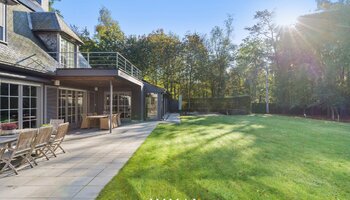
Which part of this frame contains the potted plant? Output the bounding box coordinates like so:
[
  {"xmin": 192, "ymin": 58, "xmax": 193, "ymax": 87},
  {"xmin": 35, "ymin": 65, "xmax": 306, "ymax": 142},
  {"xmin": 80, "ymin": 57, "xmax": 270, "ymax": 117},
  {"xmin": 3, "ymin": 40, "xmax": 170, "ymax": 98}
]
[{"xmin": 0, "ymin": 123, "xmax": 18, "ymax": 136}]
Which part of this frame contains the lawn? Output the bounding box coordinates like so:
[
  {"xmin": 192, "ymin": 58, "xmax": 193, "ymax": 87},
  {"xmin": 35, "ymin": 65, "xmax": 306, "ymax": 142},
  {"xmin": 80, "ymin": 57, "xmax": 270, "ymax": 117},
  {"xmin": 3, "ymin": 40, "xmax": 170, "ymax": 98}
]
[{"xmin": 97, "ymin": 115, "xmax": 350, "ymax": 200}]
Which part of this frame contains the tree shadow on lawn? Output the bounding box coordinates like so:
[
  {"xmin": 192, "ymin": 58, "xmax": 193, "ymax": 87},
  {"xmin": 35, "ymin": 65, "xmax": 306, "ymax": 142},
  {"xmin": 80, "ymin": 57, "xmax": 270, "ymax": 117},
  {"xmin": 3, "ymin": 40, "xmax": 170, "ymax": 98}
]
[
  {"xmin": 111, "ymin": 117, "xmax": 291, "ymax": 199},
  {"xmin": 101, "ymin": 115, "xmax": 350, "ymax": 199}
]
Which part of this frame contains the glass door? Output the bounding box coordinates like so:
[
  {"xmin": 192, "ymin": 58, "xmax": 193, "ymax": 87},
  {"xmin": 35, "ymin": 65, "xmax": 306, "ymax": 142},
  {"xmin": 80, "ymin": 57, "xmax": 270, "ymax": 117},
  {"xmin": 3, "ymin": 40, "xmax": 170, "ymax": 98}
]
[
  {"xmin": 0, "ymin": 82, "xmax": 40, "ymax": 129},
  {"xmin": 146, "ymin": 93, "xmax": 158, "ymax": 120},
  {"xmin": 105, "ymin": 92, "xmax": 132, "ymax": 120},
  {"xmin": 58, "ymin": 89, "xmax": 86, "ymax": 126}
]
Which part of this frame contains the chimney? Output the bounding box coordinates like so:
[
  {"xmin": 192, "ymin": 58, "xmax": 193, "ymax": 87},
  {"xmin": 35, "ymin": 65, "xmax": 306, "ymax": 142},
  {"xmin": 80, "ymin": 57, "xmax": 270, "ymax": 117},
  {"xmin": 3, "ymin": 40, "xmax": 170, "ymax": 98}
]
[{"xmin": 36, "ymin": 0, "xmax": 49, "ymax": 12}]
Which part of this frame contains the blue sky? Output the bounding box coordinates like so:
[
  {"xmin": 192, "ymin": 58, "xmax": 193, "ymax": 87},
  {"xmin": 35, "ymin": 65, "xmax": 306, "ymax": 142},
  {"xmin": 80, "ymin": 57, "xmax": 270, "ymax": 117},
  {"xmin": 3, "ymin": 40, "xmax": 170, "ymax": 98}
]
[{"xmin": 55, "ymin": 0, "xmax": 317, "ymax": 44}]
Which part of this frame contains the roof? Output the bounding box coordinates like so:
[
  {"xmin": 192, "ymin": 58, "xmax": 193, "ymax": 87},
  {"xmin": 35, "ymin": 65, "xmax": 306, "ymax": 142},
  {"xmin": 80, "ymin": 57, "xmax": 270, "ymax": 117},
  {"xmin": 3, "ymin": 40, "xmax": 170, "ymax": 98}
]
[
  {"xmin": 18, "ymin": 0, "xmax": 43, "ymax": 11},
  {"xmin": 0, "ymin": 0, "xmax": 19, "ymax": 5},
  {"xmin": 30, "ymin": 12, "xmax": 83, "ymax": 44},
  {"xmin": 143, "ymin": 81, "xmax": 167, "ymax": 94}
]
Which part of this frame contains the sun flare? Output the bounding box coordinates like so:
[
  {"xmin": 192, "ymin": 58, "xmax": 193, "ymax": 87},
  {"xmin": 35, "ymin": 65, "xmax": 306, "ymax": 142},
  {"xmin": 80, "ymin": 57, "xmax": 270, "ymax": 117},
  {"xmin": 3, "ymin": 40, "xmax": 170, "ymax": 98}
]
[{"xmin": 276, "ymin": 11, "xmax": 299, "ymax": 26}]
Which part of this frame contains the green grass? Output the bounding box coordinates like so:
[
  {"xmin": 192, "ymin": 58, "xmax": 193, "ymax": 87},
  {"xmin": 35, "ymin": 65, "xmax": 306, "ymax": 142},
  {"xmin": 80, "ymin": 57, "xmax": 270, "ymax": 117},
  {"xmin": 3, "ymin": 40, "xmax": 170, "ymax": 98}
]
[{"xmin": 97, "ymin": 115, "xmax": 350, "ymax": 200}]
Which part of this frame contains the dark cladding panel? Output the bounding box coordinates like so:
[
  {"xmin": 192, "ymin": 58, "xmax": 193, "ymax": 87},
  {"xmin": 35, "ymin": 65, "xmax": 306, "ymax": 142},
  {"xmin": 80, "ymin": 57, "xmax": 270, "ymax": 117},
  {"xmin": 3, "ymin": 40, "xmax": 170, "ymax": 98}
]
[
  {"xmin": 45, "ymin": 86, "xmax": 58, "ymax": 123},
  {"xmin": 88, "ymin": 91, "xmax": 96, "ymax": 114}
]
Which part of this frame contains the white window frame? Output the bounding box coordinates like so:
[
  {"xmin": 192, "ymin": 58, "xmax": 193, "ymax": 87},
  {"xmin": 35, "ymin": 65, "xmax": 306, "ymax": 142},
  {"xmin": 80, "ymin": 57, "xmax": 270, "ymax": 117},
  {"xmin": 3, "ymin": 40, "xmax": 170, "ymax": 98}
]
[
  {"xmin": 57, "ymin": 87, "xmax": 87, "ymax": 125},
  {"xmin": 59, "ymin": 36, "xmax": 76, "ymax": 68},
  {"xmin": 104, "ymin": 91, "xmax": 132, "ymax": 120},
  {"xmin": 0, "ymin": 2, "xmax": 7, "ymax": 43},
  {"xmin": 0, "ymin": 78, "xmax": 43, "ymax": 129}
]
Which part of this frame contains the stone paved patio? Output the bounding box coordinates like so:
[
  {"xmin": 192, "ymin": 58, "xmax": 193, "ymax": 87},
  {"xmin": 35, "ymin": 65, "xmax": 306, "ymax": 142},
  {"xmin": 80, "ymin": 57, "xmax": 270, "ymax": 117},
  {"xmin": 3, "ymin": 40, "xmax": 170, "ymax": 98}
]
[{"xmin": 0, "ymin": 121, "xmax": 159, "ymax": 200}]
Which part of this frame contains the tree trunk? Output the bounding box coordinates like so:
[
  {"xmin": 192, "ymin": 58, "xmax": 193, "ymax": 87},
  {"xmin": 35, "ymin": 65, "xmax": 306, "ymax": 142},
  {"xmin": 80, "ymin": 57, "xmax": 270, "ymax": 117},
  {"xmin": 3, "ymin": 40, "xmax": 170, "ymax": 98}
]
[{"xmin": 265, "ymin": 66, "xmax": 270, "ymax": 114}]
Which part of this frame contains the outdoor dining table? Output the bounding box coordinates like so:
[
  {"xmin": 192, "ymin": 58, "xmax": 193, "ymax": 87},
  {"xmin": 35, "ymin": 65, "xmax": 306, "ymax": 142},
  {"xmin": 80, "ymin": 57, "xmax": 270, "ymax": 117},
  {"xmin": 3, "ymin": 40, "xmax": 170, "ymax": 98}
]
[
  {"xmin": 86, "ymin": 115, "xmax": 108, "ymax": 128},
  {"xmin": 0, "ymin": 135, "xmax": 17, "ymax": 148}
]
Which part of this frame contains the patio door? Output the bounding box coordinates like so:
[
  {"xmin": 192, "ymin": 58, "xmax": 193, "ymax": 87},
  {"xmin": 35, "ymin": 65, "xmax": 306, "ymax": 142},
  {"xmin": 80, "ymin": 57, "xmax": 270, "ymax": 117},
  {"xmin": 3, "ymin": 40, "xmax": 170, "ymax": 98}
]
[
  {"xmin": 104, "ymin": 92, "xmax": 131, "ymax": 120},
  {"xmin": 0, "ymin": 80, "xmax": 42, "ymax": 129},
  {"xmin": 146, "ymin": 93, "xmax": 158, "ymax": 120},
  {"xmin": 58, "ymin": 89, "xmax": 86, "ymax": 127}
]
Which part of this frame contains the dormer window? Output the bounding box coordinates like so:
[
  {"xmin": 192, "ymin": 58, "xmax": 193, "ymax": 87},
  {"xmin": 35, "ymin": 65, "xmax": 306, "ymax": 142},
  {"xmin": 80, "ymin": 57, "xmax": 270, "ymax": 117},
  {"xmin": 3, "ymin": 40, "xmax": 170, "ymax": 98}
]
[{"xmin": 0, "ymin": 2, "xmax": 6, "ymax": 43}]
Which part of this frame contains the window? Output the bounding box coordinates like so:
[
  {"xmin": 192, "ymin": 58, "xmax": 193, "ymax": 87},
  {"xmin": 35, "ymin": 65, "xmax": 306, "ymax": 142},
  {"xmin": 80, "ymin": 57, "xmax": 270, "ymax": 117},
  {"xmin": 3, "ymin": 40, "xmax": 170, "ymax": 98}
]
[
  {"xmin": 1, "ymin": 83, "xmax": 19, "ymax": 126},
  {"xmin": 60, "ymin": 37, "xmax": 75, "ymax": 68},
  {"xmin": 58, "ymin": 89, "xmax": 85, "ymax": 124},
  {"xmin": 22, "ymin": 86, "xmax": 38, "ymax": 128},
  {"xmin": 0, "ymin": 3, "xmax": 6, "ymax": 42},
  {"xmin": 146, "ymin": 93, "xmax": 158, "ymax": 120},
  {"xmin": 105, "ymin": 92, "xmax": 132, "ymax": 120},
  {"xmin": 0, "ymin": 82, "xmax": 40, "ymax": 129}
]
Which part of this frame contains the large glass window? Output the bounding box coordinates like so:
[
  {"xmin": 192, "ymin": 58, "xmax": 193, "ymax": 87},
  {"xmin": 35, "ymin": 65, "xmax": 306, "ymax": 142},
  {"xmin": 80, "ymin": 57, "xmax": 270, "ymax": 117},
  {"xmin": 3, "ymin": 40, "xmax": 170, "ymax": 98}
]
[
  {"xmin": 0, "ymin": 82, "xmax": 40, "ymax": 129},
  {"xmin": 0, "ymin": 83, "xmax": 19, "ymax": 126},
  {"xmin": 146, "ymin": 93, "xmax": 158, "ymax": 120},
  {"xmin": 60, "ymin": 37, "xmax": 75, "ymax": 68},
  {"xmin": 105, "ymin": 92, "xmax": 132, "ymax": 120},
  {"xmin": 0, "ymin": 3, "xmax": 6, "ymax": 42},
  {"xmin": 22, "ymin": 86, "xmax": 38, "ymax": 129},
  {"xmin": 58, "ymin": 89, "xmax": 85, "ymax": 124}
]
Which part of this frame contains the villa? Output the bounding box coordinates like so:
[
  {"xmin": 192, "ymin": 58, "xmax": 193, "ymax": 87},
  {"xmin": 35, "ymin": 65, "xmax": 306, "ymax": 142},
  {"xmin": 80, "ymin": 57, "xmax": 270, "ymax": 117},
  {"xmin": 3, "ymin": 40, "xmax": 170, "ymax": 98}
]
[{"xmin": 0, "ymin": 0, "xmax": 169, "ymax": 131}]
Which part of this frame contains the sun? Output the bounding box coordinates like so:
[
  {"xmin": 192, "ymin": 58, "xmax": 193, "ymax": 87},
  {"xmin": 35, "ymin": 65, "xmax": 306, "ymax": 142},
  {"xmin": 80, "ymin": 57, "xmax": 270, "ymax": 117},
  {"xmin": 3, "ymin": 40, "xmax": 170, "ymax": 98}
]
[{"xmin": 275, "ymin": 11, "xmax": 299, "ymax": 27}]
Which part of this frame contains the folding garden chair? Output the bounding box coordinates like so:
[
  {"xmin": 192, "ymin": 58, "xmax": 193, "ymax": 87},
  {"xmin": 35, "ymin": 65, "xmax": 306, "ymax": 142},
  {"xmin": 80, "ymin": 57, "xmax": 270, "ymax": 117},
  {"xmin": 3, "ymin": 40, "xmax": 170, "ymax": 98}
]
[
  {"xmin": 0, "ymin": 129, "xmax": 37, "ymax": 175},
  {"xmin": 49, "ymin": 119, "xmax": 64, "ymax": 134},
  {"xmin": 46, "ymin": 122, "xmax": 69, "ymax": 157},
  {"xmin": 30, "ymin": 126, "xmax": 53, "ymax": 165},
  {"xmin": 80, "ymin": 114, "xmax": 90, "ymax": 129},
  {"xmin": 116, "ymin": 113, "xmax": 122, "ymax": 126}
]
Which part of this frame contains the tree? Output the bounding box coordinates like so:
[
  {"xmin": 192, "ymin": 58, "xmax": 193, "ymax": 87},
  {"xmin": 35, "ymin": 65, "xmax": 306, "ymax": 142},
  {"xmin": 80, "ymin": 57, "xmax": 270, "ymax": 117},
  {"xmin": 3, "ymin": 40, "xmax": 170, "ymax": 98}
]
[
  {"xmin": 316, "ymin": 0, "xmax": 350, "ymax": 10},
  {"xmin": 207, "ymin": 15, "xmax": 236, "ymax": 98},
  {"xmin": 48, "ymin": 0, "xmax": 62, "ymax": 17},
  {"xmin": 245, "ymin": 10, "xmax": 279, "ymax": 113},
  {"xmin": 71, "ymin": 25, "xmax": 97, "ymax": 52},
  {"xmin": 182, "ymin": 33, "xmax": 209, "ymax": 109},
  {"xmin": 235, "ymin": 37, "xmax": 268, "ymax": 102},
  {"xmin": 95, "ymin": 7, "xmax": 125, "ymax": 53}
]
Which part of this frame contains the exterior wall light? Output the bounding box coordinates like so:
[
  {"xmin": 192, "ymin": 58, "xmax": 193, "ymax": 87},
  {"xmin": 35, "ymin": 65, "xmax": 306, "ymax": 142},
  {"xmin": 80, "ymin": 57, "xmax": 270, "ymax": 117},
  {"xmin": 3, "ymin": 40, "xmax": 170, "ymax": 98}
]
[{"xmin": 54, "ymin": 80, "xmax": 60, "ymax": 86}]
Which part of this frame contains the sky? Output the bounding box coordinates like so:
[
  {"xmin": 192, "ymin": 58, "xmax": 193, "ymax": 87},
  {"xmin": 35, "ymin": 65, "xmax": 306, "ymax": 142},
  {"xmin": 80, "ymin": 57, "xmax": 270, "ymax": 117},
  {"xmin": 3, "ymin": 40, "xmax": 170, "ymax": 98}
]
[{"xmin": 55, "ymin": 0, "xmax": 318, "ymax": 44}]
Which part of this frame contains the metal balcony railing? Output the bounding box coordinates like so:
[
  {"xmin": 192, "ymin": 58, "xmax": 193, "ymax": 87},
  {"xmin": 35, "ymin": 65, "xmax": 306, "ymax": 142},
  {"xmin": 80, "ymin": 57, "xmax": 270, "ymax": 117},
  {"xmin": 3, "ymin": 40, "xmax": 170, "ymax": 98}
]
[{"xmin": 48, "ymin": 52, "xmax": 142, "ymax": 80}]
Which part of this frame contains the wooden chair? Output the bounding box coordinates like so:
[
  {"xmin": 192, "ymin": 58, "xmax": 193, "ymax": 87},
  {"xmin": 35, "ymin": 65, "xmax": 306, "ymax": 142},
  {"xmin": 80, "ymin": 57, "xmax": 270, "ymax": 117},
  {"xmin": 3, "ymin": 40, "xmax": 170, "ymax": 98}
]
[
  {"xmin": 0, "ymin": 129, "xmax": 37, "ymax": 175},
  {"xmin": 80, "ymin": 114, "xmax": 90, "ymax": 129},
  {"xmin": 46, "ymin": 122, "xmax": 69, "ymax": 157},
  {"xmin": 50, "ymin": 119, "xmax": 64, "ymax": 134},
  {"xmin": 115, "ymin": 113, "xmax": 122, "ymax": 126},
  {"xmin": 112, "ymin": 114, "xmax": 118, "ymax": 128},
  {"xmin": 0, "ymin": 146, "xmax": 6, "ymax": 172},
  {"xmin": 31, "ymin": 126, "xmax": 53, "ymax": 164},
  {"xmin": 99, "ymin": 117, "xmax": 109, "ymax": 130},
  {"xmin": 100, "ymin": 114, "xmax": 119, "ymax": 130}
]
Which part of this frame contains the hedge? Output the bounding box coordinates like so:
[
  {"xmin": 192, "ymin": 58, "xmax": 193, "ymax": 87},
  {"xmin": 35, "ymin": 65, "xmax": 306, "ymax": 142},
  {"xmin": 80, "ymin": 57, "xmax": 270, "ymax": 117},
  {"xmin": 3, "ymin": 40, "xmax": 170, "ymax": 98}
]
[{"xmin": 182, "ymin": 96, "xmax": 251, "ymax": 114}]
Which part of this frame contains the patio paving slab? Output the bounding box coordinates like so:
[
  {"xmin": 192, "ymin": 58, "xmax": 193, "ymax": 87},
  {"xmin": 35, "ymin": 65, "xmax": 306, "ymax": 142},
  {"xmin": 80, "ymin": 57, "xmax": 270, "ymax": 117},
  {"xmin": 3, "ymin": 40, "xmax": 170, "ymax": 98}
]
[
  {"xmin": 0, "ymin": 121, "xmax": 159, "ymax": 200},
  {"xmin": 164, "ymin": 113, "xmax": 181, "ymax": 124}
]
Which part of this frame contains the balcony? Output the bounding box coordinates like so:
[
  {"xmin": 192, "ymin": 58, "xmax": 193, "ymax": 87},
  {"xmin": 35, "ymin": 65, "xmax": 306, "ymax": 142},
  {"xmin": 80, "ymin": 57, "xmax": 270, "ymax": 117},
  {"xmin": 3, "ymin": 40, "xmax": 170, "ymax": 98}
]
[{"xmin": 48, "ymin": 52, "xmax": 142, "ymax": 80}]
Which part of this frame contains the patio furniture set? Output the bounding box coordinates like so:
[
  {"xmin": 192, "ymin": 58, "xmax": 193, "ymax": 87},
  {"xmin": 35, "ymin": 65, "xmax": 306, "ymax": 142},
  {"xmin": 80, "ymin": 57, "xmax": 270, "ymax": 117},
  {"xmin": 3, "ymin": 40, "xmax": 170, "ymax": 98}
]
[
  {"xmin": 80, "ymin": 113, "xmax": 122, "ymax": 130},
  {"xmin": 0, "ymin": 120, "xmax": 69, "ymax": 175}
]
